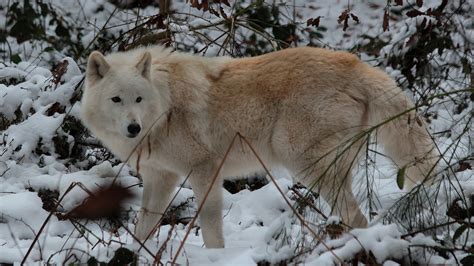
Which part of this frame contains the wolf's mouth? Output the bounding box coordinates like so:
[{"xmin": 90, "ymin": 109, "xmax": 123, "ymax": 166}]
[{"xmin": 127, "ymin": 133, "xmax": 139, "ymax": 138}]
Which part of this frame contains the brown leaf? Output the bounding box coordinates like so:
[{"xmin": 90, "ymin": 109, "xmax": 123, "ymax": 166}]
[
  {"xmin": 337, "ymin": 10, "xmax": 349, "ymax": 24},
  {"xmin": 307, "ymin": 16, "xmax": 321, "ymax": 27},
  {"xmin": 457, "ymin": 160, "xmax": 472, "ymax": 172},
  {"xmin": 51, "ymin": 60, "xmax": 69, "ymax": 86},
  {"xmin": 190, "ymin": 0, "xmax": 201, "ymax": 10},
  {"xmin": 436, "ymin": 0, "xmax": 448, "ymax": 13},
  {"xmin": 416, "ymin": 0, "xmax": 423, "ymax": 7},
  {"xmin": 156, "ymin": 14, "xmax": 166, "ymax": 29},
  {"xmin": 209, "ymin": 7, "xmax": 220, "ymax": 17},
  {"xmin": 383, "ymin": 10, "xmax": 389, "ymax": 31},
  {"xmin": 419, "ymin": 17, "xmax": 427, "ymax": 29},
  {"xmin": 405, "ymin": 34, "xmax": 418, "ymax": 48},
  {"xmin": 326, "ymin": 222, "xmax": 344, "ymax": 239},
  {"xmin": 220, "ymin": 0, "xmax": 230, "ymax": 7},
  {"xmin": 406, "ymin": 9, "xmax": 425, "ymax": 17},
  {"xmin": 352, "ymin": 251, "xmax": 378, "ymax": 265},
  {"xmin": 147, "ymin": 14, "xmax": 166, "ymax": 29},
  {"xmin": 337, "ymin": 10, "xmax": 350, "ymax": 31},
  {"xmin": 350, "ymin": 13, "xmax": 360, "ymax": 24},
  {"xmin": 46, "ymin": 102, "xmax": 64, "ymax": 116},
  {"xmin": 446, "ymin": 197, "xmax": 474, "ymax": 220},
  {"xmin": 394, "ymin": 0, "xmax": 403, "ymax": 6},
  {"xmin": 61, "ymin": 184, "xmax": 133, "ymax": 220},
  {"xmin": 428, "ymin": 7, "xmax": 443, "ymax": 18},
  {"xmin": 343, "ymin": 16, "xmax": 349, "ymax": 31},
  {"xmin": 313, "ymin": 16, "xmax": 321, "ymax": 27},
  {"xmin": 202, "ymin": 0, "xmax": 209, "ymax": 11},
  {"xmin": 426, "ymin": 8, "xmax": 434, "ymax": 17}
]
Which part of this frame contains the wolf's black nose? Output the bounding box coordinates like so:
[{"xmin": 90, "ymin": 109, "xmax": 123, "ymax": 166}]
[{"xmin": 127, "ymin": 123, "xmax": 141, "ymax": 137}]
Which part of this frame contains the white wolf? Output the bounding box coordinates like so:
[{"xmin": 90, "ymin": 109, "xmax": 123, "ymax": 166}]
[{"xmin": 80, "ymin": 46, "xmax": 438, "ymax": 248}]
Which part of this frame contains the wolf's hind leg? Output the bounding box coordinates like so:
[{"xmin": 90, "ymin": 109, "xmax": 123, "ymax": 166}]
[
  {"xmin": 315, "ymin": 174, "xmax": 367, "ymax": 228},
  {"xmin": 287, "ymin": 140, "xmax": 368, "ymax": 228},
  {"xmin": 298, "ymin": 171, "xmax": 367, "ymax": 228},
  {"xmin": 135, "ymin": 169, "xmax": 179, "ymax": 241}
]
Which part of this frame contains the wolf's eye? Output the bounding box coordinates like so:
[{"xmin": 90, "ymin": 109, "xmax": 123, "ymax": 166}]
[
  {"xmin": 136, "ymin": 97, "xmax": 142, "ymax": 103},
  {"xmin": 111, "ymin": 97, "xmax": 121, "ymax": 103}
]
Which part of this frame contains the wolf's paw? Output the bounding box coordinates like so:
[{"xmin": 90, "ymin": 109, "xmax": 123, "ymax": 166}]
[
  {"xmin": 134, "ymin": 209, "xmax": 161, "ymax": 241},
  {"xmin": 205, "ymin": 239, "xmax": 225, "ymax": 249},
  {"xmin": 202, "ymin": 234, "xmax": 225, "ymax": 249}
]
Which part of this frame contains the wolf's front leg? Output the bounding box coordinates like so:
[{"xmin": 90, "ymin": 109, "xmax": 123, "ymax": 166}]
[
  {"xmin": 189, "ymin": 172, "xmax": 224, "ymax": 248},
  {"xmin": 135, "ymin": 169, "xmax": 179, "ymax": 241}
]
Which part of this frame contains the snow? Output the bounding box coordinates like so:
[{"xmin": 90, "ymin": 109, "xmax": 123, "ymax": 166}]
[
  {"xmin": 308, "ymin": 224, "xmax": 409, "ymax": 264},
  {"xmin": 1, "ymin": 0, "xmax": 473, "ymax": 264}
]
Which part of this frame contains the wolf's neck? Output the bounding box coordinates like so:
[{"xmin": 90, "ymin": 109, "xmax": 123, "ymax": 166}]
[{"xmin": 161, "ymin": 57, "xmax": 230, "ymax": 114}]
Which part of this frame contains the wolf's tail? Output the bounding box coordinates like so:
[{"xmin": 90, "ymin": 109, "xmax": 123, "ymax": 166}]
[{"xmin": 363, "ymin": 78, "xmax": 438, "ymax": 189}]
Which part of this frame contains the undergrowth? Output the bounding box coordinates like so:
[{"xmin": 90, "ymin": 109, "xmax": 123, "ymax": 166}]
[{"xmin": 0, "ymin": 0, "xmax": 472, "ymax": 264}]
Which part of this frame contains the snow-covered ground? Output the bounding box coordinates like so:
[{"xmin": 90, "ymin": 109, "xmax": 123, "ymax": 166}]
[{"xmin": 0, "ymin": 0, "xmax": 473, "ymax": 264}]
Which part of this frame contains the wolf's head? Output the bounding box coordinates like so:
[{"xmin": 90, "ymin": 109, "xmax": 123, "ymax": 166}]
[{"xmin": 81, "ymin": 50, "xmax": 167, "ymax": 142}]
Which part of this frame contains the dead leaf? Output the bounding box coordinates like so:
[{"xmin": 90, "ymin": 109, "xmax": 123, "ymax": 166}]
[
  {"xmin": 394, "ymin": 0, "xmax": 403, "ymax": 6},
  {"xmin": 457, "ymin": 160, "xmax": 472, "ymax": 172},
  {"xmin": 220, "ymin": 0, "xmax": 230, "ymax": 7},
  {"xmin": 435, "ymin": 0, "xmax": 448, "ymax": 14},
  {"xmin": 46, "ymin": 102, "xmax": 64, "ymax": 116},
  {"xmin": 337, "ymin": 9, "xmax": 349, "ymax": 24},
  {"xmin": 343, "ymin": 16, "xmax": 349, "ymax": 31},
  {"xmin": 61, "ymin": 184, "xmax": 133, "ymax": 220},
  {"xmin": 446, "ymin": 196, "xmax": 474, "ymax": 220},
  {"xmin": 419, "ymin": 17, "xmax": 427, "ymax": 29},
  {"xmin": 326, "ymin": 222, "xmax": 344, "ymax": 239},
  {"xmin": 51, "ymin": 60, "xmax": 69, "ymax": 87},
  {"xmin": 307, "ymin": 16, "xmax": 321, "ymax": 27},
  {"xmin": 350, "ymin": 13, "xmax": 360, "ymax": 24},
  {"xmin": 209, "ymin": 7, "xmax": 220, "ymax": 17},
  {"xmin": 406, "ymin": 9, "xmax": 425, "ymax": 17},
  {"xmin": 202, "ymin": 0, "xmax": 209, "ymax": 11},
  {"xmin": 383, "ymin": 10, "xmax": 389, "ymax": 31},
  {"xmin": 405, "ymin": 34, "xmax": 418, "ymax": 48}
]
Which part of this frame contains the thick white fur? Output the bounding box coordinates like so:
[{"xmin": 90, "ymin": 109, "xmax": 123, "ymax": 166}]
[{"xmin": 81, "ymin": 46, "xmax": 438, "ymax": 248}]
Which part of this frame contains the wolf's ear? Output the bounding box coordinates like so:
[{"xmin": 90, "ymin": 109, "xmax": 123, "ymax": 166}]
[
  {"xmin": 87, "ymin": 51, "xmax": 110, "ymax": 85},
  {"xmin": 136, "ymin": 51, "xmax": 151, "ymax": 79}
]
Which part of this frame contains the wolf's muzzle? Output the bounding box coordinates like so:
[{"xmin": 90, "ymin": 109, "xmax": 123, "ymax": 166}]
[{"xmin": 127, "ymin": 123, "xmax": 141, "ymax": 138}]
